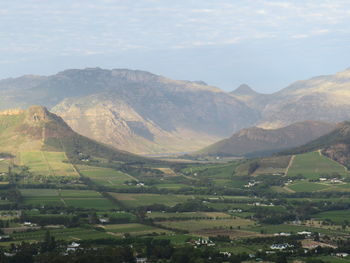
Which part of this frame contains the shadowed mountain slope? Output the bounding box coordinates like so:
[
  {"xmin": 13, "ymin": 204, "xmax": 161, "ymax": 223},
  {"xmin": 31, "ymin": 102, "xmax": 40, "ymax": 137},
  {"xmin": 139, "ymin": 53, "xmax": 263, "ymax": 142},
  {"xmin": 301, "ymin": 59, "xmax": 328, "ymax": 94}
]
[{"xmin": 196, "ymin": 121, "xmax": 336, "ymax": 157}]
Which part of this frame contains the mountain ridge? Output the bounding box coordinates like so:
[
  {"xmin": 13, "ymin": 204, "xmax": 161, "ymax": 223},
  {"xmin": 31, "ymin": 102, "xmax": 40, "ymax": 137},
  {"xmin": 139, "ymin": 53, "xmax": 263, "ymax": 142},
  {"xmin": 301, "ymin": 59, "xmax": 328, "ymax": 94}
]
[
  {"xmin": 2, "ymin": 67, "xmax": 350, "ymax": 154},
  {"xmin": 195, "ymin": 120, "xmax": 337, "ymax": 157}
]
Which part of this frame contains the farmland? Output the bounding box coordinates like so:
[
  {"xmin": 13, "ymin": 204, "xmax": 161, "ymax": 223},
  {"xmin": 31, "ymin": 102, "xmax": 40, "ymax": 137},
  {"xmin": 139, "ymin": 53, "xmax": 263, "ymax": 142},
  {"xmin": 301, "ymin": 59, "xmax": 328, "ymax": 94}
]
[
  {"xmin": 20, "ymin": 189, "xmax": 117, "ymax": 210},
  {"xmin": 0, "ymin": 158, "xmax": 8, "ymax": 173},
  {"xmin": 18, "ymin": 151, "xmax": 78, "ymax": 177},
  {"xmin": 103, "ymin": 223, "xmax": 171, "ymax": 236},
  {"xmin": 2, "ymin": 144, "xmax": 350, "ymax": 263},
  {"xmin": 108, "ymin": 193, "xmax": 193, "ymax": 208},
  {"xmin": 77, "ymin": 165, "xmax": 137, "ymax": 188},
  {"xmin": 287, "ymin": 151, "xmax": 348, "ymax": 179},
  {"xmin": 157, "ymin": 218, "xmax": 255, "ymax": 232}
]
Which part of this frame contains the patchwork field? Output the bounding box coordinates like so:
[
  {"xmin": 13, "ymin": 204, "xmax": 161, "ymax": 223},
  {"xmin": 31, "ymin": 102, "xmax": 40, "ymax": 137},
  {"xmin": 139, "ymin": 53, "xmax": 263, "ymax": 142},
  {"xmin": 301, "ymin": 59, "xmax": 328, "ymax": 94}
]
[
  {"xmin": 108, "ymin": 193, "xmax": 194, "ymax": 208},
  {"xmin": 77, "ymin": 165, "xmax": 137, "ymax": 188},
  {"xmin": 20, "ymin": 189, "xmax": 117, "ymax": 210},
  {"xmin": 287, "ymin": 151, "xmax": 348, "ymax": 179},
  {"xmin": 18, "ymin": 151, "xmax": 78, "ymax": 177}
]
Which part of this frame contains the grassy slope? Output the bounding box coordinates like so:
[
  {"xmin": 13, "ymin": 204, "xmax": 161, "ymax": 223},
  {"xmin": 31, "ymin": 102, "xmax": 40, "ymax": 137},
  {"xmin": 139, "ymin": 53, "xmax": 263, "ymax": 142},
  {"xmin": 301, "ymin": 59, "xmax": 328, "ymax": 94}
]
[{"xmin": 287, "ymin": 151, "xmax": 348, "ymax": 179}]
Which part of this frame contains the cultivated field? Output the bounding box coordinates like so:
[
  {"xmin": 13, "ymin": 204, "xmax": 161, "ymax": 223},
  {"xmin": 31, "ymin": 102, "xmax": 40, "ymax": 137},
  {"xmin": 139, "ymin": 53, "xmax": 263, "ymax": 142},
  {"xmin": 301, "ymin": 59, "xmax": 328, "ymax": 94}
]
[
  {"xmin": 10, "ymin": 227, "xmax": 111, "ymax": 242},
  {"xmin": 108, "ymin": 193, "xmax": 194, "ymax": 208},
  {"xmin": 103, "ymin": 223, "xmax": 171, "ymax": 236},
  {"xmin": 147, "ymin": 211, "xmax": 232, "ymax": 220},
  {"xmin": 18, "ymin": 151, "xmax": 78, "ymax": 177},
  {"xmin": 0, "ymin": 159, "xmax": 8, "ymax": 173},
  {"xmin": 158, "ymin": 218, "xmax": 255, "ymax": 232},
  {"xmin": 77, "ymin": 165, "xmax": 137, "ymax": 188},
  {"xmin": 20, "ymin": 189, "xmax": 117, "ymax": 210},
  {"xmin": 287, "ymin": 151, "xmax": 349, "ymax": 179}
]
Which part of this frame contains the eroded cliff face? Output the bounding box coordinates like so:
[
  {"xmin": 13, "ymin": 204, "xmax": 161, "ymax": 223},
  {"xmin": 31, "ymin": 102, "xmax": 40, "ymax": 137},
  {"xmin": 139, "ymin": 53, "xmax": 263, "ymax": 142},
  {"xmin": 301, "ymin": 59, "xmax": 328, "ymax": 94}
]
[{"xmin": 53, "ymin": 96, "xmax": 221, "ymax": 154}]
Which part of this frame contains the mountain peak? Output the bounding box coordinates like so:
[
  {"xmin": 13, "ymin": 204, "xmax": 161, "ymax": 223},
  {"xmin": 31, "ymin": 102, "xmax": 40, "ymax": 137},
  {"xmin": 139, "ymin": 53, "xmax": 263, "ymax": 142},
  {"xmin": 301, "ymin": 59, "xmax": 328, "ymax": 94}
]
[
  {"xmin": 231, "ymin": 84, "xmax": 257, "ymax": 95},
  {"xmin": 24, "ymin": 105, "xmax": 56, "ymax": 126}
]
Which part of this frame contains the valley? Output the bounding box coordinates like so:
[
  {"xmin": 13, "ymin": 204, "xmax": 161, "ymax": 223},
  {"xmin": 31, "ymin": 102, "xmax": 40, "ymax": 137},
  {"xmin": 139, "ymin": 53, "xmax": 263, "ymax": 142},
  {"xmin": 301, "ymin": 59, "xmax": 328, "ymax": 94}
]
[
  {"xmin": 2, "ymin": 72, "xmax": 350, "ymax": 262},
  {"xmin": 1, "ymin": 113, "xmax": 350, "ymax": 263}
]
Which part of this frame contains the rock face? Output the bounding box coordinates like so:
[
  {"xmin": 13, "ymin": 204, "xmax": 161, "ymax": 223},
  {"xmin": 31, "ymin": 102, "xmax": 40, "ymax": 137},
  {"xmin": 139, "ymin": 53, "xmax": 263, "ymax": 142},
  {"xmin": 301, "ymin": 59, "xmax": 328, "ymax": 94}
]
[
  {"xmin": 196, "ymin": 121, "xmax": 336, "ymax": 157},
  {"xmin": 2, "ymin": 67, "xmax": 350, "ymax": 154}
]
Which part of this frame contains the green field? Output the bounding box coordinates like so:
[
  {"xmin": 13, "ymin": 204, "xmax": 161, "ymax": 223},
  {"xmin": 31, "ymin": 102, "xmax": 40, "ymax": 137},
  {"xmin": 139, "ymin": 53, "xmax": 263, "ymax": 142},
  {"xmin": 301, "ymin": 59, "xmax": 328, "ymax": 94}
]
[
  {"xmin": 287, "ymin": 151, "xmax": 348, "ymax": 179},
  {"xmin": 0, "ymin": 159, "xmax": 8, "ymax": 173},
  {"xmin": 108, "ymin": 193, "xmax": 194, "ymax": 208},
  {"xmin": 10, "ymin": 227, "xmax": 112, "ymax": 242},
  {"xmin": 182, "ymin": 162, "xmax": 237, "ymax": 179},
  {"xmin": 158, "ymin": 218, "xmax": 254, "ymax": 232},
  {"xmin": 18, "ymin": 151, "xmax": 78, "ymax": 177},
  {"xmin": 20, "ymin": 189, "xmax": 117, "ymax": 210},
  {"xmin": 77, "ymin": 165, "xmax": 137, "ymax": 188},
  {"xmin": 288, "ymin": 181, "xmax": 330, "ymax": 192},
  {"xmin": 147, "ymin": 211, "xmax": 231, "ymax": 220},
  {"xmin": 313, "ymin": 209, "xmax": 350, "ymax": 224},
  {"xmin": 247, "ymin": 223, "xmax": 348, "ymax": 236},
  {"xmin": 103, "ymin": 223, "xmax": 171, "ymax": 236}
]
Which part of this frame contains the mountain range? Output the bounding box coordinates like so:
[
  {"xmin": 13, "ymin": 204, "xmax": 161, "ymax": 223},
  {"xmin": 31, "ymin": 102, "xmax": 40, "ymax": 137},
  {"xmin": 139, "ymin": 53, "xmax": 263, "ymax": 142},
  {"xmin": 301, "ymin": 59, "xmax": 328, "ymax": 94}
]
[{"xmin": 1, "ymin": 67, "xmax": 350, "ymax": 155}]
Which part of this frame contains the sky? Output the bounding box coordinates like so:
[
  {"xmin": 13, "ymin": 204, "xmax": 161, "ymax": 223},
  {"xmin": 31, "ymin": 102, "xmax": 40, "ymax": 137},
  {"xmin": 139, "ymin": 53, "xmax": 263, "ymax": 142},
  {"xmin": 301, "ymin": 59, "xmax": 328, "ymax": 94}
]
[{"xmin": 1, "ymin": 0, "xmax": 350, "ymax": 93}]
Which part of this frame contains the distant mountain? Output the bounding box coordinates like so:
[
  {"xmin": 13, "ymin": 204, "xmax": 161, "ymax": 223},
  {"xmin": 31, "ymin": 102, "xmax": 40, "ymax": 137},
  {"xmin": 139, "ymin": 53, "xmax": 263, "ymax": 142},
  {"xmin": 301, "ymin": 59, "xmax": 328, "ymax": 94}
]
[
  {"xmin": 257, "ymin": 68, "xmax": 350, "ymax": 128},
  {"xmin": 195, "ymin": 121, "xmax": 336, "ymax": 157},
  {"xmin": 283, "ymin": 121, "xmax": 350, "ymax": 167},
  {"xmin": 0, "ymin": 106, "xmax": 147, "ymax": 163},
  {"xmin": 0, "ymin": 68, "xmax": 259, "ymax": 154},
  {"xmin": 2, "ymin": 67, "xmax": 350, "ymax": 155}
]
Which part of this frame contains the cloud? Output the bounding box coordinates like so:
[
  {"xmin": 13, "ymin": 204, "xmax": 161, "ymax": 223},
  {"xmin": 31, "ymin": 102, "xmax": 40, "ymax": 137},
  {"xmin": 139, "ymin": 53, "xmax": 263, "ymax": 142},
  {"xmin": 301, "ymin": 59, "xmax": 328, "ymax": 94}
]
[{"xmin": 0, "ymin": 0, "xmax": 349, "ymax": 58}]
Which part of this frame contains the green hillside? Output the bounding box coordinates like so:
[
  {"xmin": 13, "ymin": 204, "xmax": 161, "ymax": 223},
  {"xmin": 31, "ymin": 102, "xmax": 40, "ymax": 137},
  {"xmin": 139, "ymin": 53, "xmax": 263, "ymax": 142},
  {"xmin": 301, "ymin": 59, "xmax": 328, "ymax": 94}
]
[
  {"xmin": 282, "ymin": 122, "xmax": 350, "ymax": 168},
  {"xmin": 287, "ymin": 151, "xmax": 348, "ymax": 179}
]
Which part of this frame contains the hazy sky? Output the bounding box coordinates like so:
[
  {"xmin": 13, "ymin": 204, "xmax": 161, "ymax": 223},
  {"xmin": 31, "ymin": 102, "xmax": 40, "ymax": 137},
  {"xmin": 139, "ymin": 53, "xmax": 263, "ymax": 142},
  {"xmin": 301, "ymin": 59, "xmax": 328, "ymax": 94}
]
[{"xmin": 1, "ymin": 0, "xmax": 350, "ymax": 93}]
